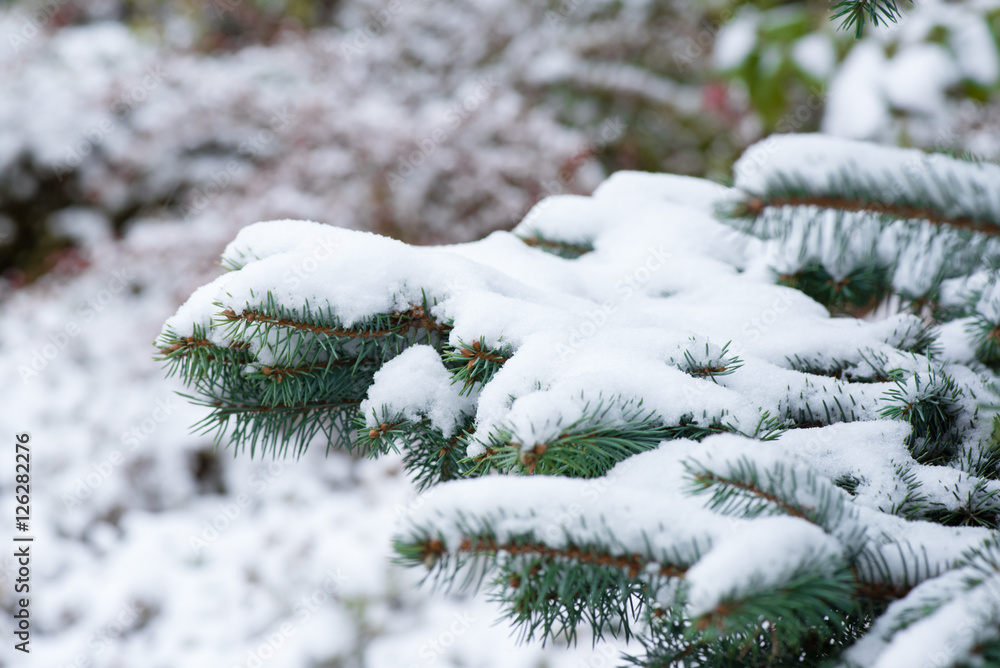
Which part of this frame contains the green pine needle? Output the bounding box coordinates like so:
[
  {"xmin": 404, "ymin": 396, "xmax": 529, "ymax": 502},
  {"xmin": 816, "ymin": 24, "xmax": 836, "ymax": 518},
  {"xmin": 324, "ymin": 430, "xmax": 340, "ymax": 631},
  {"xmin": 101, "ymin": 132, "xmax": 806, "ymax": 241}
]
[{"xmin": 831, "ymin": 0, "xmax": 904, "ymax": 39}]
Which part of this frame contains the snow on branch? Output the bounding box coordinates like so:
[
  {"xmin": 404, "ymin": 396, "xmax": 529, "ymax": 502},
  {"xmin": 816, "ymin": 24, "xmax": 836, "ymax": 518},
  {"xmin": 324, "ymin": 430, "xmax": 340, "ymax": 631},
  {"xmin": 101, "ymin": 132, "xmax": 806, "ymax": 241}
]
[
  {"xmin": 160, "ymin": 135, "xmax": 1000, "ymax": 666},
  {"xmin": 732, "ymin": 133, "xmax": 1000, "ymax": 233}
]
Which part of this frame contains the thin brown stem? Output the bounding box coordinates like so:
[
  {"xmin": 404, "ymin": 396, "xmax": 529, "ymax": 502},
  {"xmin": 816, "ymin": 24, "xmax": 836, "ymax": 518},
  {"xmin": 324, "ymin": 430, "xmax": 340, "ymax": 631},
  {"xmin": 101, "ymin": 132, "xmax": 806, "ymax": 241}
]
[
  {"xmin": 422, "ymin": 536, "xmax": 687, "ymax": 579},
  {"xmin": 753, "ymin": 194, "xmax": 999, "ymax": 235},
  {"xmin": 221, "ymin": 304, "xmax": 451, "ymax": 337}
]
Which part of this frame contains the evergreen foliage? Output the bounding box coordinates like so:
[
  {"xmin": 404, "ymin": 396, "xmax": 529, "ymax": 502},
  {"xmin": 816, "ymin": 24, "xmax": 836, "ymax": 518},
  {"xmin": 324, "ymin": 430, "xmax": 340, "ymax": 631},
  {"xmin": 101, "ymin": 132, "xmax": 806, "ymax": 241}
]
[
  {"xmin": 160, "ymin": 134, "xmax": 1000, "ymax": 666},
  {"xmin": 830, "ymin": 0, "xmax": 906, "ymax": 38}
]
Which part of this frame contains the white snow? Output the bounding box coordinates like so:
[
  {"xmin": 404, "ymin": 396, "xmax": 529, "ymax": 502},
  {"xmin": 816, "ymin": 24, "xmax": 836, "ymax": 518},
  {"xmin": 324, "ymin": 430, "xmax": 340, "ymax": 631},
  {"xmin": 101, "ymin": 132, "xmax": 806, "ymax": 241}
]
[
  {"xmin": 712, "ymin": 9, "xmax": 760, "ymax": 70},
  {"xmin": 166, "ymin": 167, "xmax": 976, "ymax": 466},
  {"xmin": 870, "ymin": 573, "xmax": 1000, "ymax": 668},
  {"xmin": 839, "ymin": 567, "xmax": 972, "ymax": 666},
  {"xmin": 401, "ymin": 446, "xmax": 737, "ymax": 568},
  {"xmin": 591, "ymin": 170, "xmax": 737, "ymax": 214},
  {"xmin": 734, "ymin": 133, "xmax": 1000, "ymax": 229},
  {"xmin": 685, "ymin": 516, "xmax": 845, "ymax": 617},
  {"xmin": 361, "ymin": 345, "xmax": 477, "ymax": 436},
  {"xmin": 822, "ymin": 42, "xmax": 890, "ymax": 140},
  {"xmin": 818, "ymin": 0, "xmax": 1000, "ymax": 149},
  {"xmin": 883, "ymin": 44, "xmax": 959, "ymax": 115},
  {"xmin": 792, "ymin": 33, "xmax": 836, "ymax": 80},
  {"xmin": 946, "ymin": 13, "xmax": 1000, "ymax": 85}
]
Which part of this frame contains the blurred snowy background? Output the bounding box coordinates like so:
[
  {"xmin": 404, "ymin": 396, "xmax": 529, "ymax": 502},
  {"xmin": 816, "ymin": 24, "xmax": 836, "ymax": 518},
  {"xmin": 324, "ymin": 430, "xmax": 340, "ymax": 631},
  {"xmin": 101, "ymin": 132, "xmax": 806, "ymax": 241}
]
[{"xmin": 1, "ymin": 0, "xmax": 999, "ymax": 666}]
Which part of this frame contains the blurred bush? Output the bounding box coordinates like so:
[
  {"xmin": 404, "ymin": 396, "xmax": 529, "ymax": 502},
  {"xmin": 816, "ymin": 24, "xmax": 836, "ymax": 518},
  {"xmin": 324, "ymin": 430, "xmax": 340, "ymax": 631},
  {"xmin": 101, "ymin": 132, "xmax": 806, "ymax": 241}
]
[
  {"xmin": 712, "ymin": 0, "xmax": 1000, "ymax": 150},
  {"xmin": 1, "ymin": 0, "xmax": 998, "ymax": 286}
]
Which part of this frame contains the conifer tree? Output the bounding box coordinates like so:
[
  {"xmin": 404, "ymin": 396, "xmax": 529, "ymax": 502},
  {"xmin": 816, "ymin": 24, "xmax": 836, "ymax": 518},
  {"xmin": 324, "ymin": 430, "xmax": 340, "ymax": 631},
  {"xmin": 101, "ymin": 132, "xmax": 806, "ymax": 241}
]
[{"xmin": 158, "ymin": 134, "xmax": 1000, "ymax": 666}]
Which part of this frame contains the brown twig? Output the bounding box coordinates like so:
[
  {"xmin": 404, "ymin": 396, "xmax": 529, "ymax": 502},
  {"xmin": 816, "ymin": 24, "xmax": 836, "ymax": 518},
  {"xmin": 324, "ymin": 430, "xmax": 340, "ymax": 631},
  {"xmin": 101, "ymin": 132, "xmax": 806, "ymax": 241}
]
[
  {"xmin": 751, "ymin": 194, "xmax": 999, "ymax": 235},
  {"xmin": 421, "ymin": 536, "xmax": 687, "ymax": 579},
  {"xmin": 220, "ymin": 304, "xmax": 451, "ymax": 337}
]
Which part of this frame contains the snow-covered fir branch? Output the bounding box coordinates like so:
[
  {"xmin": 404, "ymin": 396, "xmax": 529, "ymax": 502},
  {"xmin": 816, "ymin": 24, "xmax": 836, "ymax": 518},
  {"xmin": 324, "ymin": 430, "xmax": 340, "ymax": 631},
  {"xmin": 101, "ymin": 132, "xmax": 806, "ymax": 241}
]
[{"xmin": 160, "ymin": 134, "xmax": 1000, "ymax": 667}]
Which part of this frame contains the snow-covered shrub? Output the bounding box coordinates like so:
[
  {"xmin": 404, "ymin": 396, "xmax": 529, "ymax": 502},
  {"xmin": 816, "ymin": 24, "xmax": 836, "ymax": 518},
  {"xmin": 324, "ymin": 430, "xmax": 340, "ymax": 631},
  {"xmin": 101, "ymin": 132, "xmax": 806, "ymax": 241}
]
[
  {"xmin": 713, "ymin": 0, "xmax": 1000, "ymax": 154},
  {"xmin": 159, "ymin": 133, "xmax": 1000, "ymax": 666},
  {"xmin": 6, "ymin": 0, "xmax": 999, "ymax": 287},
  {"xmin": 0, "ymin": 0, "xmax": 741, "ymax": 284}
]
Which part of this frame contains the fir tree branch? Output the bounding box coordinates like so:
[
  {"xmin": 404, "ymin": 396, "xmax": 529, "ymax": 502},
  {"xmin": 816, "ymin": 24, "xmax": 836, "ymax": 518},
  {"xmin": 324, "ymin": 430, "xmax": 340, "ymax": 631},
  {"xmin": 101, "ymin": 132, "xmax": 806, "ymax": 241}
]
[
  {"xmin": 468, "ymin": 399, "xmax": 737, "ymax": 478},
  {"xmin": 881, "ymin": 463, "xmax": 929, "ymax": 520},
  {"xmin": 219, "ymin": 302, "xmax": 450, "ymax": 338},
  {"xmin": 741, "ymin": 194, "xmax": 998, "ymax": 233},
  {"xmin": 878, "ymin": 368, "xmax": 964, "ymax": 464},
  {"xmin": 355, "ymin": 407, "xmax": 476, "ymax": 490},
  {"xmin": 408, "ymin": 535, "xmax": 688, "ymax": 580},
  {"xmin": 500, "ymin": 550, "xmax": 648, "ymax": 643},
  {"xmin": 156, "ymin": 326, "xmax": 254, "ymax": 380},
  {"xmin": 692, "ymin": 565, "xmax": 858, "ymax": 648},
  {"xmin": 785, "ymin": 351, "xmax": 905, "ymax": 384},
  {"xmin": 831, "ymin": 0, "xmax": 905, "ymax": 39},
  {"xmin": 676, "ymin": 341, "xmax": 743, "ymax": 381},
  {"xmin": 733, "ymin": 155, "xmax": 1000, "ymax": 234},
  {"xmin": 923, "ymin": 479, "xmax": 1000, "ymax": 530},
  {"xmin": 397, "ymin": 530, "xmax": 691, "ymax": 645},
  {"xmin": 683, "ymin": 455, "xmax": 866, "ymax": 552},
  {"xmin": 517, "ymin": 234, "xmax": 593, "ymax": 258},
  {"xmin": 628, "ymin": 603, "xmax": 878, "ymax": 668},
  {"xmin": 853, "ymin": 539, "xmax": 944, "ymax": 600},
  {"xmin": 776, "ymin": 377, "xmax": 872, "ymax": 429},
  {"xmin": 442, "ymin": 337, "xmax": 512, "ymax": 395},
  {"xmin": 966, "ymin": 313, "xmax": 1000, "ymax": 369},
  {"xmin": 689, "ymin": 472, "xmax": 810, "ymax": 521},
  {"xmin": 776, "ymin": 262, "xmax": 892, "ymax": 316},
  {"xmin": 190, "ymin": 393, "xmax": 361, "ymax": 458}
]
